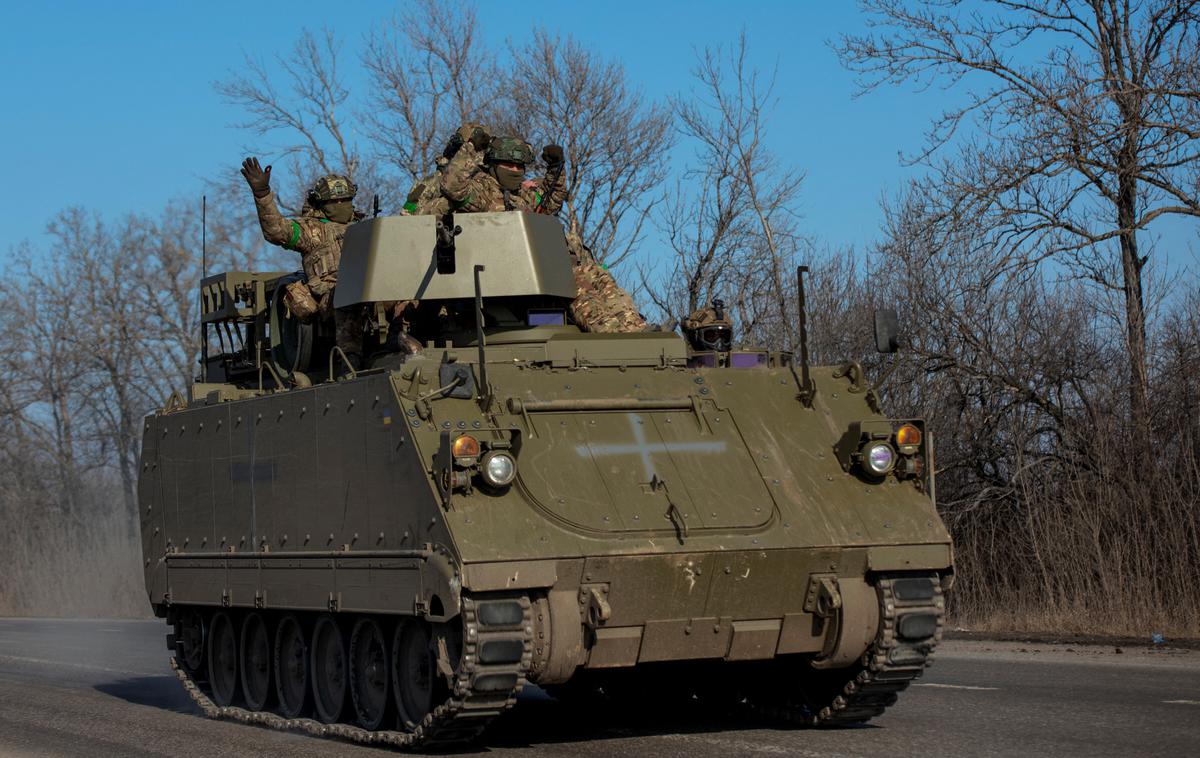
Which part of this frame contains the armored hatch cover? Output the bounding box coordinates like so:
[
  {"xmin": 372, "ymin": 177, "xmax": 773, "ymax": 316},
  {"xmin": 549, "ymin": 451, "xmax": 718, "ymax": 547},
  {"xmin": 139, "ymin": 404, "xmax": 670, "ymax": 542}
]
[{"xmin": 334, "ymin": 211, "xmax": 576, "ymax": 307}]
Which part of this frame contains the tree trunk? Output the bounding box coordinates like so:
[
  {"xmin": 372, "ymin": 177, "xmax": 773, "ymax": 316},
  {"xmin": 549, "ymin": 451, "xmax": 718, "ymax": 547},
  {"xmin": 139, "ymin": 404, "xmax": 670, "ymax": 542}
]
[{"xmin": 1117, "ymin": 171, "xmax": 1150, "ymax": 464}]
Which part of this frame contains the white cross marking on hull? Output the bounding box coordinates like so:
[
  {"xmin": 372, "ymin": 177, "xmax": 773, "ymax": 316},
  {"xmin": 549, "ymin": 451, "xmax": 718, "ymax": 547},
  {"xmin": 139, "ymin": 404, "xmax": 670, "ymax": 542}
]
[{"xmin": 575, "ymin": 413, "xmax": 727, "ymax": 479}]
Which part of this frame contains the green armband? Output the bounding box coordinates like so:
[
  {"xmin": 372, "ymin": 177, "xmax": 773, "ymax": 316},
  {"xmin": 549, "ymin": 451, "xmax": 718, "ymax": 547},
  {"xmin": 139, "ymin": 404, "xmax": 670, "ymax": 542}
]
[
  {"xmin": 284, "ymin": 220, "xmax": 302, "ymax": 250},
  {"xmin": 403, "ymin": 201, "xmax": 418, "ymax": 213}
]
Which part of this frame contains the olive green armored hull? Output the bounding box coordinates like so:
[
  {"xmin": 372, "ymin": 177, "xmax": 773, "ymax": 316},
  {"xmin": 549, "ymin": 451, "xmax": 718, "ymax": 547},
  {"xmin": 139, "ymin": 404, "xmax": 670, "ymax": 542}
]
[{"xmin": 138, "ymin": 212, "xmax": 952, "ymax": 747}]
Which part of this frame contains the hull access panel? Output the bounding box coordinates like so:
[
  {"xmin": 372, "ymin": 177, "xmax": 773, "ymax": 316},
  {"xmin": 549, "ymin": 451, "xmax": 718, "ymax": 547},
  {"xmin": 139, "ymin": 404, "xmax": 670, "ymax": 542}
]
[{"xmin": 516, "ymin": 409, "xmax": 776, "ymax": 536}]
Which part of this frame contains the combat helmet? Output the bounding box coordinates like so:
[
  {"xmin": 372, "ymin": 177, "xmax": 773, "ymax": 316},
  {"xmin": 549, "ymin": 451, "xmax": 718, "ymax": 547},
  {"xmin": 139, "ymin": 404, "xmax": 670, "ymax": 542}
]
[
  {"xmin": 308, "ymin": 174, "xmax": 358, "ymax": 204},
  {"xmin": 681, "ymin": 298, "xmax": 733, "ymax": 352},
  {"xmin": 485, "ymin": 136, "xmax": 535, "ymax": 166}
]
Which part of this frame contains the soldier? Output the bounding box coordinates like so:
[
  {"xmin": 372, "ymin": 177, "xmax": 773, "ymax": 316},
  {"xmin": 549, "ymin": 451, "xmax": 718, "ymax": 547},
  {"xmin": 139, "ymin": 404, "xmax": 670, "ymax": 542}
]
[
  {"xmin": 240, "ymin": 157, "xmax": 365, "ymax": 367},
  {"xmin": 680, "ymin": 299, "xmax": 734, "ymax": 353},
  {"xmin": 566, "ymin": 229, "xmax": 649, "ymax": 333},
  {"xmin": 420, "ymin": 134, "xmax": 567, "ymax": 215},
  {"xmin": 403, "ymin": 123, "xmax": 492, "ymax": 216}
]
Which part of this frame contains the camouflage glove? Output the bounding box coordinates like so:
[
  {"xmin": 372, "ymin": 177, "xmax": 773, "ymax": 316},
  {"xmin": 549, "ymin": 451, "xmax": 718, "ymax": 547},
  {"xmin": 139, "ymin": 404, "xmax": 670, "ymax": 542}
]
[
  {"xmin": 442, "ymin": 132, "xmax": 465, "ymax": 160},
  {"xmin": 542, "ymin": 144, "xmax": 565, "ymax": 168},
  {"xmin": 240, "ymin": 157, "xmax": 272, "ymax": 198},
  {"xmin": 460, "ymin": 124, "xmax": 491, "ymax": 152}
]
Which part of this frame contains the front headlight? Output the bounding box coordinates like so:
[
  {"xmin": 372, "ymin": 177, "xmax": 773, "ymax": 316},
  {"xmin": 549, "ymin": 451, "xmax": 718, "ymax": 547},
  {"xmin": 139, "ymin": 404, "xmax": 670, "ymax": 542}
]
[
  {"xmin": 863, "ymin": 442, "xmax": 896, "ymax": 476},
  {"xmin": 480, "ymin": 451, "xmax": 516, "ymax": 487}
]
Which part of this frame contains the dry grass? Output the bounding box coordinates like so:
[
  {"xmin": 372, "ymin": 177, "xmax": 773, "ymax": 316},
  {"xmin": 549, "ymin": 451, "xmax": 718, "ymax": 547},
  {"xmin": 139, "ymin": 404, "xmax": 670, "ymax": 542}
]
[
  {"xmin": 942, "ymin": 434, "xmax": 1200, "ymax": 639},
  {"xmin": 0, "ymin": 478, "xmax": 149, "ymax": 619}
]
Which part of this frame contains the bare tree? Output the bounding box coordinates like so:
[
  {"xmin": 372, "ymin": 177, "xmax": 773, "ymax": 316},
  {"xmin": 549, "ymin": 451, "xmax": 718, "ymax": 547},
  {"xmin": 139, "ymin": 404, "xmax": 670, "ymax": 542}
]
[
  {"xmin": 217, "ymin": 27, "xmax": 378, "ymax": 213},
  {"xmin": 836, "ymin": 0, "xmax": 1200, "ymax": 452},
  {"xmin": 644, "ymin": 34, "xmax": 807, "ymax": 348},
  {"xmin": 361, "ymin": 0, "xmax": 499, "ymax": 194},
  {"xmin": 505, "ymin": 29, "xmax": 674, "ymax": 267}
]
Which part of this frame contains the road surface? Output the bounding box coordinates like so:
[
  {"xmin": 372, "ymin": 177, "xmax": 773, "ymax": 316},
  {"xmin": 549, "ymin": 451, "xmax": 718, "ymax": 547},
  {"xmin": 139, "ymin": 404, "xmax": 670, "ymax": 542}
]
[{"xmin": 0, "ymin": 618, "xmax": 1197, "ymax": 757}]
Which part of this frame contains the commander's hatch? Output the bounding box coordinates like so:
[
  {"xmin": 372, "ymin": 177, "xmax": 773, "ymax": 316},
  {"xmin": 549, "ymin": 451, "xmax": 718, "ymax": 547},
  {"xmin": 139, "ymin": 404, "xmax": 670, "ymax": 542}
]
[{"xmin": 514, "ymin": 406, "xmax": 776, "ymax": 538}]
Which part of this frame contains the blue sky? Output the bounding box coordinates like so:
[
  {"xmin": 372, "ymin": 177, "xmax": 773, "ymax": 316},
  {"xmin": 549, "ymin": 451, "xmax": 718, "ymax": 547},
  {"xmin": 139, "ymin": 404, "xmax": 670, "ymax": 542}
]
[{"xmin": 3, "ymin": 0, "xmax": 1196, "ymax": 269}]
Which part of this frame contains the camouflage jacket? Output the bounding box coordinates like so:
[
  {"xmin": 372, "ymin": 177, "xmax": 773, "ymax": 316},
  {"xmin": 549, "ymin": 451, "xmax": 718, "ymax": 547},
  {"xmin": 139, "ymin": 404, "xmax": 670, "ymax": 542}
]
[
  {"xmin": 253, "ymin": 192, "xmax": 347, "ymax": 296},
  {"xmin": 422, "ymin": 142, "xmax": 567, "ymax": 215}
]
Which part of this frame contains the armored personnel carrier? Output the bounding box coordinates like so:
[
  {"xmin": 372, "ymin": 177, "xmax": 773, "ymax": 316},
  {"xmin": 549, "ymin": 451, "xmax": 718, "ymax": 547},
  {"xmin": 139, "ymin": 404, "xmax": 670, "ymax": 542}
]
[{"xmin": 139, "ymin": 211, "xmax": 952, "ymax": 748}]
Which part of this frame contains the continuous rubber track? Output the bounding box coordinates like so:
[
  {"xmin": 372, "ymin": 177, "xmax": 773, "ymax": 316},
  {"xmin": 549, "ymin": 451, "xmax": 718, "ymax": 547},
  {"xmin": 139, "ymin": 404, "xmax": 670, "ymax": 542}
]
[
  {"xmin": 167, "ymin": 575, "xmax": 943, "ymax": 748},
  {"xmin": 746, "ymin": 573, "xmax": 946, "ymax": 726},
  {"xmin": 170, "ymin": 593, "xmax": 534, "ymax": 749}
]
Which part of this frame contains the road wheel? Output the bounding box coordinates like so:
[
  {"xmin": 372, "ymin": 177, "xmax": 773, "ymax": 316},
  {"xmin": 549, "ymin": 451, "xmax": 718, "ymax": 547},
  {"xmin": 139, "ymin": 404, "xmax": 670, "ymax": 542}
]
[
  {"xmin": 392, "ymin": 618, "xmax": 458, "ymax": 730},
  {"xmin": 207, "ymin": 611, "xmax": 239, "ymax": 706},
  {"xmin": 274, "ymin": 613, "xmax": 309, "ymax": 718},
  {"xmin": 239, "ymin": 612, "xmax": 272, "ymax": 711},
  {"xmin": 174, "ymin": 608, "xmax": 206, "ymax": 675},
  {"xmin": 349, "ymin": 617, "xmax": 390, "ymax": 730},
  {"xmin": 311, "ymin": 615, "xmax": 348, "ymax": 723}
]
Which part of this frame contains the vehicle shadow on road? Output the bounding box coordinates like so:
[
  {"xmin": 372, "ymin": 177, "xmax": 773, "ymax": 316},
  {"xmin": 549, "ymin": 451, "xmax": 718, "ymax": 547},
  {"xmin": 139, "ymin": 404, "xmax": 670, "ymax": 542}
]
[
  {"xmin": 466, "ymin": 692, "xmax": 875, "ymax": 753},
  {"xmin": 94, "ymin": 676, "xmax": 200, "ymax": 715}
]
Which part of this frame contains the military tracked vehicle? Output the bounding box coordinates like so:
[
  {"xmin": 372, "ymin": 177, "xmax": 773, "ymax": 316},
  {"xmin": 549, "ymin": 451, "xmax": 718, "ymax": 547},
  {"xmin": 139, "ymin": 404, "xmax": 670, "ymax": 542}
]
[{"xmin": 138, "ymin": 211, "xmax": 953, "ymax": 748}]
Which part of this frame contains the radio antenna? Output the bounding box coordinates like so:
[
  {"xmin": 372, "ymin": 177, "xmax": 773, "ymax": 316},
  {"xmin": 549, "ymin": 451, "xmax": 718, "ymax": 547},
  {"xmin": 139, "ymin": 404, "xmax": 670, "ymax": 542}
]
[{"xmin": 200, "ymin": 194, "xmax": 208, "ymax": 383}]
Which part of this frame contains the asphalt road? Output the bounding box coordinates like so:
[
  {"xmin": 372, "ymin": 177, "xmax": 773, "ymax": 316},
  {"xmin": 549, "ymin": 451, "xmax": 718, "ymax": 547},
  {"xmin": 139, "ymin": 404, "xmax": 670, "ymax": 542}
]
[{"xmin": 0, "ymin": 619, "xmax": 1197, "ymax": 757}]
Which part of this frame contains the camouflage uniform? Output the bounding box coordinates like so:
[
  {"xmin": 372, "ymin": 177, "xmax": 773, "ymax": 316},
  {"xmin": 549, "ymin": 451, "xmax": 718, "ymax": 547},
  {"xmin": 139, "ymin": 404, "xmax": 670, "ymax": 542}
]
[
  {"xmin": 402, "ymin": 160, "xmax": 448, "ymax": 216},
  {"xmin": 251, "ymin": 190, "xmax": 361, "ymax": 353},
  {"xmin": 565, "ymin": 230, "xmax": 648, "ymax": 333},
  {"xmin": 421, "ymin": 142, "xmax": 567, "ymax": 215}
]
